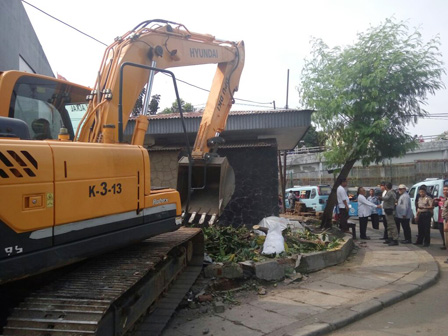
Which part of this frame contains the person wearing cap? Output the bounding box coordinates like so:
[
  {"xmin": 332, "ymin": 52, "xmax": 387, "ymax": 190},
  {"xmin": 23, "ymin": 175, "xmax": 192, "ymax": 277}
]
[
  {"xmin": 414, "ymin": 185, "xmax": 434, "ymax": 247},
  {"xmin": 381, "ymin": 182, "xmax": 399, "ymax": 245},
  {"xmin": 396, "ymin": 184, "xmax": 413, "ymax": 243}
]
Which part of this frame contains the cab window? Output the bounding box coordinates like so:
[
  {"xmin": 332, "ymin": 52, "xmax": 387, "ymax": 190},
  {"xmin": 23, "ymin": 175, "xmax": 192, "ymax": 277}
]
[
  {"xmin": 9, "ymin": 75, "xmax": 89, "ymax": 140},
  {"xmin": 409, "ymin": 187, "xmax": 416, "ymax": 198},
  {"xmin": 310, "ymin": 189, "xmax": 317, "ymax": 198},
  {"xmin": 300, "ymin": 190, "xmax": 311, "ymax": 199}
]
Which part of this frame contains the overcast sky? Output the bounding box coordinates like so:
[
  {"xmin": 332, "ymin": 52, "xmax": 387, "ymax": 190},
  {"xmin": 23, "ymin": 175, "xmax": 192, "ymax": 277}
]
[{"xmin": 23, "ymin": 0, "xmax": 448, "ymax": 137}]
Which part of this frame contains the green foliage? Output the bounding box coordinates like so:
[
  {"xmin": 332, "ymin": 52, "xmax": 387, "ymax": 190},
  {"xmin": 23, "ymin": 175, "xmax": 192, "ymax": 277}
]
[
  {"xmin": 203, "ymin": 226, "xmax": 258, "ymax": 263},
  {"xmin": 148, "ymin": 94, "xmax": 160, "ymax": 115},
  {"xmin": 160, "ymin": 98, "xmax": 195, "ymax": 114},
  {"xmin": 283, "ymin": 228, "xmax": 342, "ymax": 253},
  {"xmin": 302, "ymin": 125, "xmax": 327, "ymax": 147},
  {"xmin": 202, "ymin": 226, "xmax": 342, "ymax": 263},
  {"xmin": 299, "ymin": 18, "xmax": 445, "ymax": 167},
  {"xmin": 132, "ymin": 89, "xmax": 160, "ymax": 115}
]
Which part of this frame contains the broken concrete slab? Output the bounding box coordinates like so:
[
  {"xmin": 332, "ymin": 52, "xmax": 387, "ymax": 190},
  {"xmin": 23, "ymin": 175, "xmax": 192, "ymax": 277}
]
[
  {"xmin": 203, "ymin": 262, "xmax": 244, "ymax": 279},
  {"xmin": 254, "ymin": 258, "xmax": 296, "ymax": 281}
]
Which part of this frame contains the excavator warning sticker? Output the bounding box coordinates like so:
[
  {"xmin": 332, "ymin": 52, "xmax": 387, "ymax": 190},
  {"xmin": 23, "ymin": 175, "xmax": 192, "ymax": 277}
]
[{"xmin": 89, "ymin": 182, "xmax": 122, "ymax": 197}]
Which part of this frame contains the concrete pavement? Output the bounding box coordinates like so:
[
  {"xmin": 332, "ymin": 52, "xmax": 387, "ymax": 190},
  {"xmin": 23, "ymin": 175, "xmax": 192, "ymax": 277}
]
[{"xmin": 161, "ymin": 227, "xmax": 439, "ymax": 336}]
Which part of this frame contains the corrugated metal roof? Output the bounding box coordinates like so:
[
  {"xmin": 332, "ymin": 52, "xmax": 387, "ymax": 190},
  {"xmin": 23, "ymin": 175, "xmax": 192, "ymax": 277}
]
[
  {"xmin": 126, "ymin": 109, "xmax": 312, "ymax": 134},
  {"xmin": 132, "ymin": 109, "xmax": 309, "ymax": 121},
  {"xmin": 125, "ymin": 109, "xmax": 313, "ymax": 151}
]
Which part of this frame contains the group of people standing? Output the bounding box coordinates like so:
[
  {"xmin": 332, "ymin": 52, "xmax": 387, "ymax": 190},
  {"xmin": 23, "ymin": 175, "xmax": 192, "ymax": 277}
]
[{"xmin": 337, "ymin": 179, "xmax": 448, "ymax": 262}]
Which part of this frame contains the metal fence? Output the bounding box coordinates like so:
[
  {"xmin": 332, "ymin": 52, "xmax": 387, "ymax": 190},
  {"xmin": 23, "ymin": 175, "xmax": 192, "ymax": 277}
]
[{"xmin": 286, "ymin": 159, "xmax": 448, "ymax": 188}]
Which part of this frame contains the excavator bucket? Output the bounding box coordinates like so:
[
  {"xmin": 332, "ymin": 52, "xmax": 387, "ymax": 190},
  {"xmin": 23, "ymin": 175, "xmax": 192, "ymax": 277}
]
[{"xmin": 177, "ymin": 156, "xmax": 235, "ymax": 225}]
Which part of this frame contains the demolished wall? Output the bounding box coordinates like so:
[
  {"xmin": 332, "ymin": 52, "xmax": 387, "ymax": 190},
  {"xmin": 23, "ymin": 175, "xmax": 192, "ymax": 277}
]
[
  {"xmin": 218, "ymin": 144, "xmax": 279, "ymax": 228},
  {"xmin": 149, "ymin": 143, "xmax": 279, "ymax": 228}
]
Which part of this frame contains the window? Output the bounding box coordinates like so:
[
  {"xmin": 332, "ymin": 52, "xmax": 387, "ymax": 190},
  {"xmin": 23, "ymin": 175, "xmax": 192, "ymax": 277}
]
[
  {"xmin": 433, "ymin": 185, "xmax": 439, "ymax": 198},
  {"xmin": 310, "ymin": 189, "xmax": 317, "ymax": 198},
  {"xmin": 9, "ymin": 75, "xmax": 89, "ymax": 140},
  {"xmin": 409, "ymin": 187, "xmax": 415, "ymax": 198},
  {"xmin": 300, "ymin": 190, "xmax": 311, "ymax": 199},
  {"xmin": 318, "ymin": 185, "xmax": 331, "ymax": 195}
]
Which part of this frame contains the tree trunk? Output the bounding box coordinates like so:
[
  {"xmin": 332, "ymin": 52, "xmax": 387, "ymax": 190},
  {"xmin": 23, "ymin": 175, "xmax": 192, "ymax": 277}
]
[{"xmin": 321, "ymin": 159, "xmax": 357, "ymax": 229}]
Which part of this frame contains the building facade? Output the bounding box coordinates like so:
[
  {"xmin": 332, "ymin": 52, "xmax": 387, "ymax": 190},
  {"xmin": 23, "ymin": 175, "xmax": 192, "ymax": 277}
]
[{"xmin": 0, "ymin": 0, "xmax": 54, "ymax": 76}]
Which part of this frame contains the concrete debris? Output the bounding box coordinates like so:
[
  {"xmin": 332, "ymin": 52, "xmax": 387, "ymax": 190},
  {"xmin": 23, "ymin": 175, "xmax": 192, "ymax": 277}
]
[
  {"xmin": 284, "ymin": 271, "xmax": 303, "ymax": 285},
  {"xmin": 197, "ymin": 294, "xmax": 214, "ymax": 302},
  {"xmin": 257, "ymin": 287, "xmax": 267, "ymax": 295},
  {"xmin": 213, "ymin": 302, "xmax": 225, "ymax": 313}
]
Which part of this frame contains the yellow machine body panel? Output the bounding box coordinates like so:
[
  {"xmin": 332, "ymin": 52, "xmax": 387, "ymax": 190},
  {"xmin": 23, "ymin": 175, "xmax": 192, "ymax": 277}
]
[
  {"xmin": 50, "ymin": 141, "xmax": 144, "ymax": 225},
  {"xmin": 144, "ymin": 189, "xmax": 182, "ymax": 216},
  {"xmin": 0, "ymin": 140, "xmax": 54, "ymax": 233}
]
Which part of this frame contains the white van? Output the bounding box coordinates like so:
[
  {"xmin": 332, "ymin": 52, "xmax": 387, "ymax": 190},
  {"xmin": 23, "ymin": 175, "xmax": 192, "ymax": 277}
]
[{"xmin": 409, "ymin": 178, "xmax": 448, "ymax": 223}]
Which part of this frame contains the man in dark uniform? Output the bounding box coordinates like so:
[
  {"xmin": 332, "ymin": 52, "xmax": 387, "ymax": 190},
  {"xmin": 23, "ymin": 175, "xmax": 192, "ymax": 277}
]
[{"xmin": 414, "ymin": 185, "xmax": 434, "ymax": 247}]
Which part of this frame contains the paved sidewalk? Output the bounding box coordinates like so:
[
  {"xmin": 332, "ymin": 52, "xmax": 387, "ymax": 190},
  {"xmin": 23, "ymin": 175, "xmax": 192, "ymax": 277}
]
[{"xmin": 162, "ymin": 228, "xmax": 439, "ymax": 336}]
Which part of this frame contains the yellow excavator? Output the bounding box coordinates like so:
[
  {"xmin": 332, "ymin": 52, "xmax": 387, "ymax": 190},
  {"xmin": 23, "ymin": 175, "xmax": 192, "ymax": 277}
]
[{"xmin": 0, "ymin": 19, "xmax": 244, "ymax": 335}]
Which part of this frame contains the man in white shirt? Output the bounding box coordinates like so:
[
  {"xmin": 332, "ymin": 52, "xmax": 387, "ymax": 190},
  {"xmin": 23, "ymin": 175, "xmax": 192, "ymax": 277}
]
[{"xmin": 337, "ymin": 178, "xmax": 350, "ymax": 232}]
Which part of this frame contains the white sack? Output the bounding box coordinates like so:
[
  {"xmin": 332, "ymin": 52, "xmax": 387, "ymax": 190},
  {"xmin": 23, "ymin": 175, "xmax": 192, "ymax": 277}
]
[{"xmin": 259, "ymin": 216, "xmax": 288, "ymax": 255}]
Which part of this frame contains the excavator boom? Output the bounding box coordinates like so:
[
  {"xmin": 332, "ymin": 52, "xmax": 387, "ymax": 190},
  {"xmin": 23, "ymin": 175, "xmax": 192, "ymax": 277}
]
[{"xmin": 77, "ymin": 19, "xmax": 245, "ymax": 153}]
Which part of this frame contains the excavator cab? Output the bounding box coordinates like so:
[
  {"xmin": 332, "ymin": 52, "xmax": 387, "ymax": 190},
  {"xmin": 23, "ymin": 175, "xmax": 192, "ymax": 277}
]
[{"xmin": 177, "ymin": 156, "xmax": 235, "ymax": 225}]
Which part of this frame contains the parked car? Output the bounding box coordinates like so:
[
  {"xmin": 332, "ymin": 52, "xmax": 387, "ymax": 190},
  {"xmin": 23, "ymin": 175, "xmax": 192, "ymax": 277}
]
[
  {"xmin": 409, "ymin": 178, "xmax": 448, "ymax": 224},
  {"xmin": 285, "ymin": 185, "xmax": 331, "ymax": 211}
]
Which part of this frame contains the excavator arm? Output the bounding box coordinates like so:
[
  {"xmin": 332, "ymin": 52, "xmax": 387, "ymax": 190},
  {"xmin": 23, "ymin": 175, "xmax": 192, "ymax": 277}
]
[{"xmin": 77, "ymin": 19, "xmax": 245, "ymax": 157}]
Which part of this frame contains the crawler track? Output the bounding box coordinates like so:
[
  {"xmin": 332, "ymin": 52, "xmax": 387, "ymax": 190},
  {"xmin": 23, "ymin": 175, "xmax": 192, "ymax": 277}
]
[{"xmin": 2, "ymin": 227, "xmax": 203, "ymax": 336}]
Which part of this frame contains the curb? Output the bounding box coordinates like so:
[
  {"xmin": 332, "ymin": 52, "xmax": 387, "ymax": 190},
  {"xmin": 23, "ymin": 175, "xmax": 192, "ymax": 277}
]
[
  {"xmin": 286, "ymin": 247, "xmax": 440, "ymax": 336},
  {"xmin": 296, "ymin": 235, "xmax": 354, "ymax": 274}
]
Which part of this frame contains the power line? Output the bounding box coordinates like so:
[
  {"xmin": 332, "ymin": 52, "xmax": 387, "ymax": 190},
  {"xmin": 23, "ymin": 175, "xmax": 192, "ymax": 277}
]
[
  {"xmin": 21, "ymin": 0, "xmax": 108, "ymax": 46},
  {"xmin": 162, "ymin": 73, "xmax": 273, "ymax": 105},
  {"xmin": 233, "ymin": 102, "xmax": 275, "ymax": 108},
  {"xmin": 22, "ymin": 0, "xmax": 275, "ymax": 107}
]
